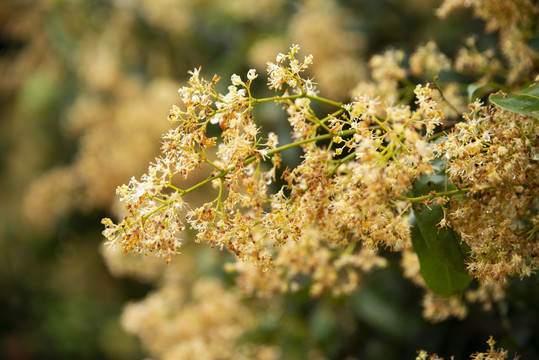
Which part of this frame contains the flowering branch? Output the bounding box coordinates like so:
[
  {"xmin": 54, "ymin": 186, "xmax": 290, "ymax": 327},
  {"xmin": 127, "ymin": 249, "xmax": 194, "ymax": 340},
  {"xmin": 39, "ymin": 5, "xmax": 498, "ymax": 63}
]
[{"xmin": 102, "ymin": 44, "xmax": 538, "ymax": 299}]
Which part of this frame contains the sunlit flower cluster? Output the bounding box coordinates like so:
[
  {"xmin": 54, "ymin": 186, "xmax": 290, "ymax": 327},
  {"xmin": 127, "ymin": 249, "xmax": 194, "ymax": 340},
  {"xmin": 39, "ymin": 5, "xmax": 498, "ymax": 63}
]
[
  {"xmin": 102, "ymin": 38, "xmax": 538, "ymax": 336},
  {"xmin": 103, "ymin": 44, "xmax": 460, "ymax": 299},
  {"xmin": 93, "ymin": 0, "xmax": 539, "ymax": 357},
  {"xmin": 439, "ymin": 103, "xmax": 538, "ymax": 284}
]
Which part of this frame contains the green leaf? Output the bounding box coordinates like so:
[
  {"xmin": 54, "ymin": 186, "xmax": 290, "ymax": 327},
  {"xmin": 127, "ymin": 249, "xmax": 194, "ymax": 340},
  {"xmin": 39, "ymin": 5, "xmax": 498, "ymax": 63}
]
[
  {"xmin": 410, "ymin": 213, "xmax": 473, "ymax": 296},
  {"xmin": 412, "ymin": 156, "xmax": 456, "ymax": 196},
  {"xmin": 412, "ymin": 204, "xmax": 467, "ymax": 272},
  {"xmin": 409, "ymin": 155, "xmax": 473, "ymax": 295},
  {"xmin": 519, "ymin": 82, "xmax": 539, "ymax": 96},
  {"xmin": 467, "ymin": 82, "xmax": 510, "ymax": 103},
  {"xmin": 411, "ymin": 157, "xmax": 469, "ymax": 271},
  {"xmin": 489, "ymin": 82, "xmax": 539, "ymax": 118}
]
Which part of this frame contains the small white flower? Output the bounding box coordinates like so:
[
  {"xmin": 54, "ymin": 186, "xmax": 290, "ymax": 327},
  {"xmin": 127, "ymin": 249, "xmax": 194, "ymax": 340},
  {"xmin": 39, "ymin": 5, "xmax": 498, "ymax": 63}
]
[
  {"xmin": 247, "ymin": 69, "xmax": 258, "ymax": 81},
  {"xmin": 276, "ymin": 53, "xmax": 286, "ymax": 62},
  {"xmin": 210, "ymin": 114, "xmax": 221, "ymax": 125},
  {"xmin": 231, "ymin": 74, "xmax": 243, "ymax": 86}
]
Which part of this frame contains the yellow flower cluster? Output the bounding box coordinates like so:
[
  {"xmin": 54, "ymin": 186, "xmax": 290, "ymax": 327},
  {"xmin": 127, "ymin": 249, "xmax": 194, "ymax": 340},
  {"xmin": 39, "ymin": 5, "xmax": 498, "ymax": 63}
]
[
  {"xmin": 102, "ymin": 44, "xmax": 451, "ymax": 297},
  {"xmin": 102, "ymin": 38, "xmax": 538, "ymax": 326},
  {"xmin": 121, "ymin": 277, "xmax": 280, "ymax": 360},
  {"xmin": 439, "ymin": 103, "xmax": 538, "ymax": 284},
  {"xmin": 437, "ymin": 0, "xmax": 538, "ymax": 83}
]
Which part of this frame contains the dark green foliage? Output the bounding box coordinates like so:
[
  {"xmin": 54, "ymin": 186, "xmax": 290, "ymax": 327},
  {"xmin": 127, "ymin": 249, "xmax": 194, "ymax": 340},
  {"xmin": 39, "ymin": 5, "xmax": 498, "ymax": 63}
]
[
  {"xmin": 410, "ymin": 157, "xmax": 473, "ymax": 295},
  {"xmin": 489, "ymin": 83, "xmax": 539, "ymax": 119},
  {"xmin": 410, "ymin": 212, "xmax": 473, "ymax": 296}
]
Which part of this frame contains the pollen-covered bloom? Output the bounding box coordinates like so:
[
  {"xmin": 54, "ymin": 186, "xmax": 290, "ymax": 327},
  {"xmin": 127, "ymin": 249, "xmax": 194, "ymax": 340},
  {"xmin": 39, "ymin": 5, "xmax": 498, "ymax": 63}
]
[
  {"xmin": 438, "ymin": 103, "xmax": 539, "ymax": 283},
  {"xmin": 267, "ymin": 44, "xmax": 314, "ymax": 91}
]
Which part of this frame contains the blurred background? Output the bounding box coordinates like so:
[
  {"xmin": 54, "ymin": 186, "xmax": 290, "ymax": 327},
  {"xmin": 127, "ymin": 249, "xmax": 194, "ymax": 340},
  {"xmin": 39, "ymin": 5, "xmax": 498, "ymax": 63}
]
[{"xmin": 0, "ymin": 0, "xmax": 537, "ymax": 359}]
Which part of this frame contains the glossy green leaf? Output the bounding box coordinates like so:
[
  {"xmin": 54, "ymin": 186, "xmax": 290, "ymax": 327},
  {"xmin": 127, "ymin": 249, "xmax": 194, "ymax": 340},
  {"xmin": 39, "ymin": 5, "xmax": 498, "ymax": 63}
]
[
  {"xmin": 519, "ymin": 82, "xmax": 539, "ymax": 96},
  {"xmin": 410, "ymin": 212, "xmax": 473, "ymax": 296},
  {"xmin": 412, "ymin": 204, "xmax": 467, "ymax": 272},
  {"xmin": 489, "ymin": 83, "xmax": 539, "ymax": 119},
  {"xmin": 412, "ymin": 157, "xmax": 469, "ymax": 271},
  {"xmin": 467, "ymin": 82, "xmax": 510, "ymax": 103},
  {"xmin": 409, "ymin": 155, "xmax": 472, "ymax": 295},
  {"xmin": 412, "ymin": 156, "xmax": 456, "ymax": 196}
]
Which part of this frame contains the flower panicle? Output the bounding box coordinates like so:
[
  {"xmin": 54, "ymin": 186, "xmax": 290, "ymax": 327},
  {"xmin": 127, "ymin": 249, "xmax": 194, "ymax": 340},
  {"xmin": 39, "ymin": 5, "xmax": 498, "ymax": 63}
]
[{"xmin": 103, "ymin": 43, "xmax": 538, "ymax": 299}]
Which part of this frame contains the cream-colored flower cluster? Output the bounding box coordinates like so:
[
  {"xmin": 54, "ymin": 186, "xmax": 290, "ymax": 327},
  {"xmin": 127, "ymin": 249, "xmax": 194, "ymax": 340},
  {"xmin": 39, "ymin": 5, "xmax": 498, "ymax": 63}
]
[
  {"xmin": 103, "ymin": 39, "xmax": 538, "ymax": 330},
  {"xmin": 121, "ymin": 277, "xmax": 280, "ymax": 360},
  {"xmin": 102, "ymin": 44, "xmax": 449, "ymax": 297},
  {"xmin": 439, "ymin": 103, "xmax": 538, "ymax": 284},
  {"xmin": 437, "ymin": 0, "xmax": 538, "ymax": 83},
  {"xmin": 96, "ymin": 1, "xmax": 538, "ymax": 358}
]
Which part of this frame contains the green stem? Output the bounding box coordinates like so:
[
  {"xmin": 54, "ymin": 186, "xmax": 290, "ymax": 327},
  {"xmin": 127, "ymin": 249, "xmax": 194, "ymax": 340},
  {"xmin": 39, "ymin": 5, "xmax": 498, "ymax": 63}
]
[
  {"xmin": 182, "ymin": 129, "xmax": 358, "ymax": 197},
  {"xmin": 203, "ymin": 149, "xmax": 224, "ymax": 171},
  {"xmin": 327, "ymin": 151, "xmax": 356, "ymax": 177},
  {"xmin": 320, "ymin": 109, "xmax": 345, "ymax": 125},
  {"xmin": 306, "ymin": 94, "xmax": 343, "ymax": 108},
  {"xmin": 426, "ymin": 131, "xmax": 447, "ymax": 142},
  {"xmin": 183, "ymin": 172, "xmax": 225, "ymax": 196},
  {"xmin": 394, "ymin": 187, "xmax": 472, "ymax": 203},
  {"xmin": 246, "ymin": 129, "xmax": 357, "ymax": 165},
  {"xmin": 252, "ymin": 94, "xmax": 304, "ymax": 104},
  {"xmin": 373, "ymin": 116, "xmax": 392, "ymax": 134},
  {"xmin": 215, "ymin": 178, "xmax": 225, "ymax": 214},
  {"xmin": 167, "ymin": 183, "xmax": 185, "ymax": 194},
  {"xmin": 251, "ymin": 93, "xmax": 343, "ymax": 109},
  {"xmin": 142, "ymin": 200, "xmax": 173, "ymax": 220}
]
